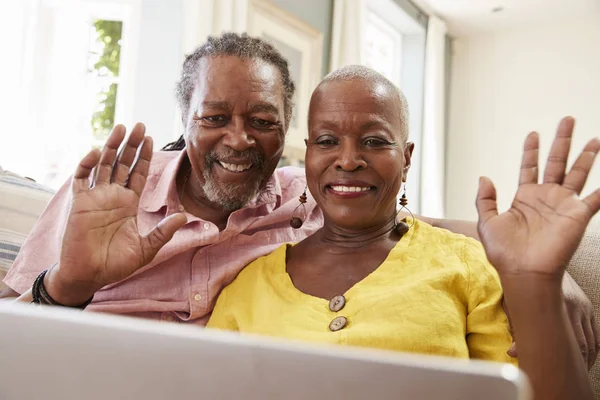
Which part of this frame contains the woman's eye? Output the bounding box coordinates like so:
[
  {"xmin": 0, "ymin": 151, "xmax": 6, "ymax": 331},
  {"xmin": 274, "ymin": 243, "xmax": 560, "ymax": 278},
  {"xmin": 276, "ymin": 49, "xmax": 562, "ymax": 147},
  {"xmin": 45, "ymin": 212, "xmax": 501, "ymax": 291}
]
[
  {"xmin": 316, "ymin": 138, "xmax": 337, "ymax": 146},
  {"xmin": 364, "ymin": 138, "xmax": 390, "ymax": 147}
]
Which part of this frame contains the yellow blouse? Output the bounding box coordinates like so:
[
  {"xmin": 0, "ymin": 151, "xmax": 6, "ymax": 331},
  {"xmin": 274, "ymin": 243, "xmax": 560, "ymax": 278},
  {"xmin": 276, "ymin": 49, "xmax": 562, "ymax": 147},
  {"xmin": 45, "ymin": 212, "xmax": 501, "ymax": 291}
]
[{"xmin": 207, "ymin": 220, "xmax": 516, "ymax": 365}]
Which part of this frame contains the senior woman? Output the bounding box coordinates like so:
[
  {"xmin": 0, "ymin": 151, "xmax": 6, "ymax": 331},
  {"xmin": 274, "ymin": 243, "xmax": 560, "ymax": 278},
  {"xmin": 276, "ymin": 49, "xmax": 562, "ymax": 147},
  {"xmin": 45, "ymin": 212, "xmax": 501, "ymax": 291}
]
[{"xmin": 207, "ymin": 66, "xmax": 599, "ymax": 400}]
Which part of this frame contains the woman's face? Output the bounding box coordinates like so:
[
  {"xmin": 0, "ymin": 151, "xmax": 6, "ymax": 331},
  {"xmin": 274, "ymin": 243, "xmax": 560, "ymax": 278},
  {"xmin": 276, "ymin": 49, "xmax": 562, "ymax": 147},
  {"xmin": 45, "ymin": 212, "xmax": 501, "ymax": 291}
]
[{"xmin": 305, "ymin": 79, "xmax": 413, "ymax": 230}]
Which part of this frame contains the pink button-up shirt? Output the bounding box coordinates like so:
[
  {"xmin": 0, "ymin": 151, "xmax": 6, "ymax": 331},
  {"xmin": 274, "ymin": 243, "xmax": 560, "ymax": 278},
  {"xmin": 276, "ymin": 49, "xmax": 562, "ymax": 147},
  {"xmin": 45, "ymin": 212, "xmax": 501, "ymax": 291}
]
[{"xmin": 4, "ymin": 150, "xmax": 323, "ymax": 325}]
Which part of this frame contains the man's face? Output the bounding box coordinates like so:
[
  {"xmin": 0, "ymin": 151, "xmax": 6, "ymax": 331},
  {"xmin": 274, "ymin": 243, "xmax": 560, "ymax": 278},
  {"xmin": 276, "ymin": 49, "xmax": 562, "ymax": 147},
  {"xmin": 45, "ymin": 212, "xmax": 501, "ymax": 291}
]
[{"xmin": 184, "ymin": 56, "xmax": 286, "ymax": 211}]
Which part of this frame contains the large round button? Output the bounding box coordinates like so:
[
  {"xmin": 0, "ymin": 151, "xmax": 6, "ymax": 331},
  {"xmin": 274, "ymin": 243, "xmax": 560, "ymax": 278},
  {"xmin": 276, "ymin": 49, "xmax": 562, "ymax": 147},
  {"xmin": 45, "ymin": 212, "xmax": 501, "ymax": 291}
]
[
  {"xmin": 329, "ymin": 295, "xmax": 346, "ymax": 312},
  {"xmin": 329, "ymin": 316, "xmax": 347, "ymax": 332}
]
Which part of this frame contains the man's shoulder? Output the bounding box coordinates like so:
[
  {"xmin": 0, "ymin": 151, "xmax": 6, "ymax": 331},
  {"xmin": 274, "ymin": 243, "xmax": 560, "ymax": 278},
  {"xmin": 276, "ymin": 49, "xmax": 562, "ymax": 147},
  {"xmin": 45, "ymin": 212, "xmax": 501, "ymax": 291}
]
[
  {"xmin": 149, "ymin": 151, "xmax": 180, "ymax": 174},
  {"xmin": 275, "ymin": 167, "xmax": 306, "ymax": 201},
  {"xmin": 275, "ymin": 166, "xmax": 306, "ymax": 184}
]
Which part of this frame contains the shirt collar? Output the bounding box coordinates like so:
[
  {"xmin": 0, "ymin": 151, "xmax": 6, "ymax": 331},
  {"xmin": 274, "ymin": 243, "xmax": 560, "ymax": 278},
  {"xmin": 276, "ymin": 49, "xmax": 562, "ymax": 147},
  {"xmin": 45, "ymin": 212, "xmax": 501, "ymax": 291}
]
[{"xmin": 140, "ymin": 150, "xmax": 186, "ymax": 213}]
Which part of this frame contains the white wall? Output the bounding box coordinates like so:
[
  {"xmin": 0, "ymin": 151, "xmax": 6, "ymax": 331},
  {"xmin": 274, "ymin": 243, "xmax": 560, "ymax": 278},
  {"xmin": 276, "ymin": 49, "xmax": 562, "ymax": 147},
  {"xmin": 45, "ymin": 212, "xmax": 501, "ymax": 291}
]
[{"xmin": 446, "ymin": 12, "xmax": 600, "ymax": 220}]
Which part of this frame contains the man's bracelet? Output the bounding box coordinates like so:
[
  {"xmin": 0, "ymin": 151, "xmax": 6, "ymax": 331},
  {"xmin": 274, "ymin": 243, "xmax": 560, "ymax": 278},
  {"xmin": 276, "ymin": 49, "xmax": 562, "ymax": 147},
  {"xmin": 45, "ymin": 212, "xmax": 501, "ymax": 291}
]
[{"xmin": 31, "ymin": 270, "xmax": 94, "ymax": 309}]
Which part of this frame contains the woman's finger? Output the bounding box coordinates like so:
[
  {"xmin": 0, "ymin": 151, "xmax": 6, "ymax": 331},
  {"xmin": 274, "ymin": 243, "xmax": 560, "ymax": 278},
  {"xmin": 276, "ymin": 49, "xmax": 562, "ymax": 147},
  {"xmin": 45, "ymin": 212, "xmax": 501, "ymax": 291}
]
[
  {"xmin": 127, "ymin": 136, "xmax": 153, "ymax": 196},
  {"xmin": 72, "ymin": 148, "xmax": 101, "ymax": 193},
  {"xmin": 543, "ymin": 117, "xmax": 575, "ymax": 185},
  {"xmin": 562, "ymin": 138, "xmax": 600, "ymax": 195},
  {"xmin": 94, "ymin": 125, "xmax": 126, "ymax": 185},
  {"xmin": 111, "ymin": 123, "xmax": 146, "ymax": 186},
  {"xmin": 582, "ymin": 188, "xmax": 600, "ymax": 216},
  {"xmin": 475, "ymin": 176, "xmax": 498, "ymax": 225},
  {"xmin": 518, "ymin": 132, "xmax": 540, "ymax": 186}
]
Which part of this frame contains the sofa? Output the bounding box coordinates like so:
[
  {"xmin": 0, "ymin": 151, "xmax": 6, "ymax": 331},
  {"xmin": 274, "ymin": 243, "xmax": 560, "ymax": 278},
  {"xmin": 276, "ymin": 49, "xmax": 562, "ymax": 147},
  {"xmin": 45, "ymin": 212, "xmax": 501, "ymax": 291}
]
[
  {"xmin": 567, "ymin": 219, "xmax": 600, "ymax": 397},
  {"xmin": 1, "ymin": 166, "xmax": 599, "ymax": 396},
  {"xmin": 0, "ymin": 167, "xmax": 55, "ymax": 290}
]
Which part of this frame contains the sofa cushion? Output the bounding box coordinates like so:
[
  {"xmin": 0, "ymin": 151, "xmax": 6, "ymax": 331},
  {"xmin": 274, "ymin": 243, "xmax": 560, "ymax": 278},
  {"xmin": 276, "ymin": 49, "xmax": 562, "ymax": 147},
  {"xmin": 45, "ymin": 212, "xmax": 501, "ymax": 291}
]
[
  {"xmin": 567, "ymin": 220, "xmax": 600, "ymax": 397},
  {"xmin": 0, "ymin": 167, "xmax": 55, "ymax": 289}
]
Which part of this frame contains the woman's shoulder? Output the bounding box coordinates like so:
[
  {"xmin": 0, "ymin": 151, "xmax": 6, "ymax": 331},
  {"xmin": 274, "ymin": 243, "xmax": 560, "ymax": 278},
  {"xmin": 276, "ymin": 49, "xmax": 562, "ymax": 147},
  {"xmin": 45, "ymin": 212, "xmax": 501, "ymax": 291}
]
[
  {"xmin": 409, "ymin": 218, "xmax": 479, "ymax": 252},
  {"xmin": 407, "ymin": 219, "xmax": 492, "ymax": 273}
]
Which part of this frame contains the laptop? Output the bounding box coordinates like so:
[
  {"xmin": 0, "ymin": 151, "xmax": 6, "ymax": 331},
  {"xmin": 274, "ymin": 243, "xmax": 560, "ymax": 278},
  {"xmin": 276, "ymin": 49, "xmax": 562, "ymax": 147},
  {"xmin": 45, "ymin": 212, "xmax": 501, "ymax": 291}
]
[{"xmin": 0, "ymin": 303, "xmax": 531, "ymax": 400}]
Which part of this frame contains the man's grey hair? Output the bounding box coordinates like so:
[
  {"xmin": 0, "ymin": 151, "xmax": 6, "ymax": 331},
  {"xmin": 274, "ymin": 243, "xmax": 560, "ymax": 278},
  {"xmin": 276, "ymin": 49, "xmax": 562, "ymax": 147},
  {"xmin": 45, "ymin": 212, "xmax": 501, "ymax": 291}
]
[
  {"xmin": 163, "ymin": 32, "xmax": 296, "ymax": 152},
  {"xmin": 321, "ymin": 65, "xmax": 409, "ymax": 140}
]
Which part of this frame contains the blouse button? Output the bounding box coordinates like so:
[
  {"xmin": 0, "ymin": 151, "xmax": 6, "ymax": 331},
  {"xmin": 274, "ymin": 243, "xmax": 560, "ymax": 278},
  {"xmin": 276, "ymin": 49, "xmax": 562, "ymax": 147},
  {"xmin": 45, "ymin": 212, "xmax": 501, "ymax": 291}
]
[
  {"xmin": 329, "ymin": 316, "xmax": 347, "ymax": 332},
  {"xmin": 329, "ymin": 295, "xmax": 346, "ymax": 312}
]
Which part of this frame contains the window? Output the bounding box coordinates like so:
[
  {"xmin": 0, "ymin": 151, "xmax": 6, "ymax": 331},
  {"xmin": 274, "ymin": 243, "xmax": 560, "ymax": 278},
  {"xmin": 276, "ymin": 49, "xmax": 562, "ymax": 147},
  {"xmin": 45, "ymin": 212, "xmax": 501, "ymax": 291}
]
[
  {"xmin": 363, "ymin": 0, "xmax": 427, "ymax": 213},
  {"xmin": 87, "ymin": 19, "xmax": 124, "ymax": 146},
  {"xmin": 364, "ymin": 11, "xmax": 403, "ymax": 86},
  {"xmin": 0, "ymin": 0, "xmax": 140, "ymax": 189}
]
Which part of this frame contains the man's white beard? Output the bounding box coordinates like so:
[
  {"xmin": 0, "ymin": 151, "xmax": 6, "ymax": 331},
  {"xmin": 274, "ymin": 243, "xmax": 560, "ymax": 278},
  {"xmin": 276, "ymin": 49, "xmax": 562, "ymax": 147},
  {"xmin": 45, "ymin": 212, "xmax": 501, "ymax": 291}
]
[{"xmin": 201, "ymin": 165, "xmax": 263, "ymax": 211}]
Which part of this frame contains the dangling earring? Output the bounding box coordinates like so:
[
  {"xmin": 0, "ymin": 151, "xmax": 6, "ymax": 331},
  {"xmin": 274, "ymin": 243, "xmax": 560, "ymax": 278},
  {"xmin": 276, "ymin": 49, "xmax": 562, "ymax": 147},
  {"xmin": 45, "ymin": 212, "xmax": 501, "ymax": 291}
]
[
  {"xmin": 290, "ymin": 187, "xmax": 308, "ymax": 229},
  {"xmin": 396, "ymin": 184, "xmax": 415, "ymax": 231}
]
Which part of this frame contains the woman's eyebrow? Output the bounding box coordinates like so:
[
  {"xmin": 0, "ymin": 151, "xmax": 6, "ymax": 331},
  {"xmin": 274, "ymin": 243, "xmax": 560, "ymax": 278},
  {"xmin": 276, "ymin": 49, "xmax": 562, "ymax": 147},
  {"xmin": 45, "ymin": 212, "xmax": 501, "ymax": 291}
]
[{"xmin": 360, "ymin": 119, "xmax": 392, "ymax": 132}]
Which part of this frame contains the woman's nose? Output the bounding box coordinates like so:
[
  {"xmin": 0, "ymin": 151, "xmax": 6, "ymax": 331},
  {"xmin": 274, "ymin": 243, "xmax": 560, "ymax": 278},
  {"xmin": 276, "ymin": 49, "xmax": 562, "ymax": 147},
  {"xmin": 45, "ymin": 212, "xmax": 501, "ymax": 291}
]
[
  {"xmin": 221, "ymin": 118, "xmax": 256, "ymax": 152},
  {"xmin": 334, "ymin": 144, "xmax": 367, "ymax": 171}
]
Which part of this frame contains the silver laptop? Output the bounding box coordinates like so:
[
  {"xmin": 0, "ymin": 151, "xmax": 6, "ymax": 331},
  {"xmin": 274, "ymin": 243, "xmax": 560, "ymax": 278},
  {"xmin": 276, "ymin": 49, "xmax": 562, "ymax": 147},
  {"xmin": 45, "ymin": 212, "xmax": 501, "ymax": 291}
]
[{"xmin": 0, "ymin": 303, "xmax": 530, "ymax": 400}]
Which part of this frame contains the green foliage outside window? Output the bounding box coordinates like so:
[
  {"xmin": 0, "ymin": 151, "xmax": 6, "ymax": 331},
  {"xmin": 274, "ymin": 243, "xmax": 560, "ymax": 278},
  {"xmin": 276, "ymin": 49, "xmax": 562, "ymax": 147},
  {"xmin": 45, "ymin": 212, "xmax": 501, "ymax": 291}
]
[{"xmin": 91, "ymin": 20, "xmax": 122, "ymax": 140}]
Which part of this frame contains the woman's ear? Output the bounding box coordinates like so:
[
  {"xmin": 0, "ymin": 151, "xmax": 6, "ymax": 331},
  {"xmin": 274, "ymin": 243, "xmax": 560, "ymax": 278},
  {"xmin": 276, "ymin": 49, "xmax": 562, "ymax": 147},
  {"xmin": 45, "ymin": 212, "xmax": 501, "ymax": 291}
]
[{"xmin": 402, "ymin": 142, "xmax": 415, "ymax": 181}]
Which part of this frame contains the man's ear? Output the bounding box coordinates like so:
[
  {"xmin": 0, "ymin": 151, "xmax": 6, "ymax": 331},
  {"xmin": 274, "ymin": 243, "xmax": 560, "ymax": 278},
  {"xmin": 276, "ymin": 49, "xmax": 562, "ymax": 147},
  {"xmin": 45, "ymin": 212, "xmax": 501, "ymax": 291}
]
[{"xmin": 402, "ymin": 142, "xmax": 415, "ymax": 181}]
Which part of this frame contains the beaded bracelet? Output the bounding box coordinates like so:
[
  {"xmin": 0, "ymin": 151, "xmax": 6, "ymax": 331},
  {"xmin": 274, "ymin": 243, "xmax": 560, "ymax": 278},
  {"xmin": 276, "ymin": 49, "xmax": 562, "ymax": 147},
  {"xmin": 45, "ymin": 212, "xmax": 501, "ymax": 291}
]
[{"xmin": 31, "ymin": 269, "xmax": 94, "ymax": 309}]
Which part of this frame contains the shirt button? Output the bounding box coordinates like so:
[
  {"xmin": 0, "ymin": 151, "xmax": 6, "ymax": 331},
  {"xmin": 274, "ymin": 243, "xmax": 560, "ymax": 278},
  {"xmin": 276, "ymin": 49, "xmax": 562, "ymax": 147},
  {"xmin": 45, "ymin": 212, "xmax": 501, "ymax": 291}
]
[
  {"xmin": 329, "ymin": 295, "xmax": 346, "ymax": 312},
  {"xmin": 193, "ymin": 293, "xmax": 202, "ymax": 301},
  {"xmin": 203, "ymin": 223, "xmax": 210, "ymax": 230},
  {"xmin": 165, "ymin": 315, "xmax": 174, "ymax": 322},
  {"xmin": 329, "ymin": 316, "xmax": 347, "ymax": 332}
]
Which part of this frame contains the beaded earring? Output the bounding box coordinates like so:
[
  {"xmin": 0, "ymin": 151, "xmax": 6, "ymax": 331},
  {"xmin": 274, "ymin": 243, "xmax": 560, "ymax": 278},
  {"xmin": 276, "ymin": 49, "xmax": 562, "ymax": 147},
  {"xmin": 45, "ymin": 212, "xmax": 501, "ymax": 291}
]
[
  {"xmin": 395, "ymin": 184, "xmax": 415, "ymax": 231},
  {"xmin": 290, "ymin": 187, "xmax": 308, "ymax": 229}
]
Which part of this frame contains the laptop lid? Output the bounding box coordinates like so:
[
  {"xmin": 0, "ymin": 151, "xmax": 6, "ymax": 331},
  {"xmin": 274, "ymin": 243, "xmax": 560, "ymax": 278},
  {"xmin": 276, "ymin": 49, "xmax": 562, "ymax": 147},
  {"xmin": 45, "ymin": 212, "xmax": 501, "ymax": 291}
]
[{"xmin": 0, "ymin": 303, "xmax": 531, "ymax": 400}]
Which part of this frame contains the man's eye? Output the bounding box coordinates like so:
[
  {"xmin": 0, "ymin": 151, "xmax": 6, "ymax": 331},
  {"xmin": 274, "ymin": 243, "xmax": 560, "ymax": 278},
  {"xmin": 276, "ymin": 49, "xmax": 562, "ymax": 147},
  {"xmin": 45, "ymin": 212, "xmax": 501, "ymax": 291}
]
[
  {"xmin": 252, "ymin": 118, "xmax": 273, "ymax": 128},
  {"xmin": 202, "ymin": 116, "xmax": 227, "ymax": 124},
  {"xmin": 316, "ymin": 139, "xmax": 337, "ymax": 146}
]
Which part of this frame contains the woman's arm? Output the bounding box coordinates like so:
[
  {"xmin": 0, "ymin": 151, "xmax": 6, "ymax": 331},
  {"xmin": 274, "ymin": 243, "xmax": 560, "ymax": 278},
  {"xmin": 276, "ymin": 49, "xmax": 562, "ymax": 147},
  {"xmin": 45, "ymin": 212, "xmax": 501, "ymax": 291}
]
[
  {"xmin": 399, "ymin": 214, "xmax": 599, "ymax": 368},
  {"xmin": 501, "ymin": 275, "xmax": 590, "ymax": 399},
  {"xmin": 475, "ymin": 117, "xmax": 598, "ymax": 400}
]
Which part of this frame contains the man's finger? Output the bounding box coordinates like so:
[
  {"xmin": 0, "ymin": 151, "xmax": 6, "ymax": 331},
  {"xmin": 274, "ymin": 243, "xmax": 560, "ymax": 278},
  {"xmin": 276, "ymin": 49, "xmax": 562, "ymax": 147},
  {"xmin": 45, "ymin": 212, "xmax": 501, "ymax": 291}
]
[
  {"xmin": 543, "ymin": 116, "xmax": 574, "ymax": 185},
  {"xmin": 507, "ymin": 342, "xmax": 518, "ymax": 358},
  {"xmin": 95, "ymin": 125, "xmax": 126, "ymax": 185},
  {"xmin": 569, "ymin": 312, "xmax": 589, "ymax": 368},
  {"xmin": 592, "ymin": 314, "xmax": 600, "ymax": 368},
  {"xmin": 127, "ymin": 136, "xmax": 153, "ymax": 196},
  {"xmin": 518, "ymin": 132, "xmax": 539, "ymax": 186},
  {"xmin": 112, "ymin": 123, "xmax": 146, "ymax": 186},
  {"xmin": 73, "ymin": 149, "xmax": 101, "ymax": 193},
  {"xmin": 583, "ymin": 318, "xmax": 596, "ymax": 370},
  {"xmin": 502, "ymin": 298, "xmax": 518, "ymax": 357},
  {"xmin": 141, "ymin": 213, "xmax": 187, "ymax": 266},
  {"xmin": 562, "ymin": 138, "xmax": 600, "ymax": 195}
]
